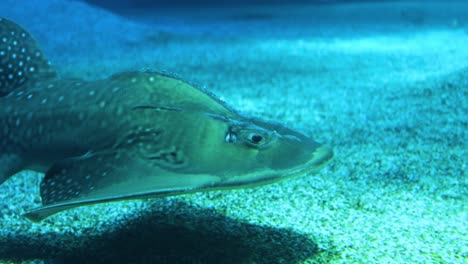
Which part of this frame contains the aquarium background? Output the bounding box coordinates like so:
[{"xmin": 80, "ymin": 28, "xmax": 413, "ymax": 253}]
[{"xmin": 0, "ymin": 0, "xmax": 466, "ymax": 263}]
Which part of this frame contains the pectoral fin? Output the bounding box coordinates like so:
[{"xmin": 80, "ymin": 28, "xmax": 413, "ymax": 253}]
[{"xmin": 24, "ymin": 151, "xmax": 220, "ymax": 222}]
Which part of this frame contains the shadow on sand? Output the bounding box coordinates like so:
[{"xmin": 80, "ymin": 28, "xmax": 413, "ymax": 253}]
[{"xmin": 1, "ymin": 200, "xmax": 318, "ymax": 263}]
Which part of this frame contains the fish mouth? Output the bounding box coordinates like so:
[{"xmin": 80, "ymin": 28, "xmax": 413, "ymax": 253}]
[{"xmin": 218, "ymin": 145, "xmax": 333, "ymax": 189}]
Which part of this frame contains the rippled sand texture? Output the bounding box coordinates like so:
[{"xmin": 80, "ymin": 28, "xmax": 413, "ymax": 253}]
[{"xmin": 0, "ymin": 0, "xmax": 466, "ymax": 263}]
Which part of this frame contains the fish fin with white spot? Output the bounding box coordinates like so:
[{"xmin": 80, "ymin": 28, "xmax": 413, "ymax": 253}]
[
  {"xmin": 0, "ymin": 17, "xmax": 57, "ymax": 97},
  {"xmin": 23, "ymin": 150, "xmax": 220, "ymax": 222}
]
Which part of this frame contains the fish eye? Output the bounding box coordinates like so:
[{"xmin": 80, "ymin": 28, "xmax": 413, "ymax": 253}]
[
  {"xmin": 243, "ymin": 131, "xmax": 272, "ymax": 148},
  {"xmin": 249, "ymin": 133, "xmax": 263, "ymax": 144},
  {"xmin": 225, "ymin": 123, "xmax": 274, "ymax": 148}
]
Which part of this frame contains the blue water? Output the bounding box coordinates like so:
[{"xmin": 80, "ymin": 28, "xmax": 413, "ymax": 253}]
[{"xmin": 0, "ymin": 0, "xmax": 467, "ymax": 263}]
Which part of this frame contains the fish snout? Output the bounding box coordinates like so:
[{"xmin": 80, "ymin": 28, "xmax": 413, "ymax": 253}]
[{"xmin": 270, "ymin": 135, "xmax": 332, "ymax": 173}]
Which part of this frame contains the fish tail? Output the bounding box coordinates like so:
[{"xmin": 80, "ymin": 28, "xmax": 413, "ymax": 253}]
[{"xmin": 0, "ymin": 17, "xmax": 57, "ymax": 97}]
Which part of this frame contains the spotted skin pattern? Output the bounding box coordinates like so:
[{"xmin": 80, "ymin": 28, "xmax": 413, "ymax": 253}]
[
  {"xmin": 0, "ymin": 18, "xmax": 56, "ymax": 96},
  {"xmin": 0, "ymin": 18, "xmax": 332, "ymax": 222}
]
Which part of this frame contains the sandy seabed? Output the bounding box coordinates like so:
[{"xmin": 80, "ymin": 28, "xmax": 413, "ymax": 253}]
[{"xmin": 0, "ymin": 0, "xmax": 466, "ymax": 263}]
